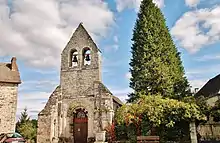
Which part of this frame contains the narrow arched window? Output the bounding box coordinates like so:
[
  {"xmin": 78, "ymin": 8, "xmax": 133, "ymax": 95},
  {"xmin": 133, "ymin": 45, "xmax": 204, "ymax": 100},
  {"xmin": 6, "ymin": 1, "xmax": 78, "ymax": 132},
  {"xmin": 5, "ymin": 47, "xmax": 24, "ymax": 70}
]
[
  {"xmin": 53, "ymin": 119, "xmax": 56, "ymax": 137},
  {"xmin": 70, "ymin": 49, "xmax": 78, "ymax": 67},
  {"xmin": 83, "ymin": 47, "xmax": 91, "ymax": 65}
]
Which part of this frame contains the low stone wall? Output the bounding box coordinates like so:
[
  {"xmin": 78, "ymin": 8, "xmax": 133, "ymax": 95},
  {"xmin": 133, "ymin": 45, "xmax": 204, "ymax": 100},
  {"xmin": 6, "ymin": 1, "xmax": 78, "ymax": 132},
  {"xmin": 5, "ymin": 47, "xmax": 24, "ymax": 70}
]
[{"xmin": 198, "ymin": 123, "xmax": 220, "ymax": 140}]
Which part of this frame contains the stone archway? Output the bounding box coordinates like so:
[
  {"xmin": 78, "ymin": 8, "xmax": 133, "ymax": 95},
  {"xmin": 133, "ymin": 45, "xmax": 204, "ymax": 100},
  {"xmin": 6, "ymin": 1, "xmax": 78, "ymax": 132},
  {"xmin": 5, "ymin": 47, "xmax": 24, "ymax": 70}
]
[
  {"xmin": 67, "ymin": 100, "xmax": 94, "ymax": 142},
  {"xmin": 67, "ymin": 100, "xmax": 94, "ymax": 138}
]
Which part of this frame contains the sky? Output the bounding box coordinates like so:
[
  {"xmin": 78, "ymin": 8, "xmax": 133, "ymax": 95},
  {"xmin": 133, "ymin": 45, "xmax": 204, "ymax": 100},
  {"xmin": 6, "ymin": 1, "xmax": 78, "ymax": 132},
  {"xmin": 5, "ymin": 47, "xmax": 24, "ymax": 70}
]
[{"xmin": 1, "ymin": 0, "xmax": 220, "ymax": 119}]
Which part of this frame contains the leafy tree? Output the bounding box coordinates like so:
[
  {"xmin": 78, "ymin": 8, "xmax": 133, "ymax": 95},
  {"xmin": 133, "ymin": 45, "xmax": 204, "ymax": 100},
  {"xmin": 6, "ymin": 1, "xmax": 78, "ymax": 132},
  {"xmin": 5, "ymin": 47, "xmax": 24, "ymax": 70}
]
[
  {"xmin": 116, "ymin": 94, "xmax": 206, "ymax": 142},
  {"xmin": 117, "ymin": 95, "xmax": 205, "ymax": 127},
  {"xmin": 128, "ymin": 0, "xmax": 190, "ymax": 101},
  {"xmin": 31, "ymin": 119, "xmax": 38, "ymax": 129},
  {"xmin": 16, "ymin": 107, "xmax": 30, "ymax": 132},
  {"xmin": 16, "ymin": 108, "xmax": 37, "ymax": 143},
  {"xmin": 18, "ymin": 121, "xmax": 37, "ymax": 142},
  {"xmin": 210, "ymin": 99, "xmax": 220, "ymax": 122}
]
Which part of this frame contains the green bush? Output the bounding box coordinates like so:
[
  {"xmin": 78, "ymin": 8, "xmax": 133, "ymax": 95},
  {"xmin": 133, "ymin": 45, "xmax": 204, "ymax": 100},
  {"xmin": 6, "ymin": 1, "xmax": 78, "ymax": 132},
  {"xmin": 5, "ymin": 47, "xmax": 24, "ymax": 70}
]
[{"xmin": 115, "ymin": 94, "xmax": 206, "ymax": 142}]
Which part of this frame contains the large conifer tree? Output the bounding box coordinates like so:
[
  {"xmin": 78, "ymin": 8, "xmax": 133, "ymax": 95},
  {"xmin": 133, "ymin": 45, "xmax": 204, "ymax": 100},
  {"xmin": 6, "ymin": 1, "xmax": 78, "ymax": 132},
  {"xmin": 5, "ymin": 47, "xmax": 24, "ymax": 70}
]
[{"xmin": 129, "ymin": 0, "xmax": 190, "ymax": 101}]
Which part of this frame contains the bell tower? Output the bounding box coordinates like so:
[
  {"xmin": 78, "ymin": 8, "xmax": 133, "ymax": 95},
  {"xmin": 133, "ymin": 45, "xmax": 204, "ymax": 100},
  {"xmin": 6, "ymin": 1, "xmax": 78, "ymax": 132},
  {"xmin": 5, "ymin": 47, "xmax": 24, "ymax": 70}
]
[{"xmin": 60, "ymin": 23, "xmax": 102, "ymax": 98}]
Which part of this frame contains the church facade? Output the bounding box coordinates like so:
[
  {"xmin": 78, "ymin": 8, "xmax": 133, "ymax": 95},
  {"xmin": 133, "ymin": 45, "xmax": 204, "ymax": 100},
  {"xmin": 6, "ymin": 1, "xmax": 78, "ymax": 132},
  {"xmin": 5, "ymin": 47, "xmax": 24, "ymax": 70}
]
[{"xmin": 37, "ymin": 23, "xmax": 123, "ymax": 143}]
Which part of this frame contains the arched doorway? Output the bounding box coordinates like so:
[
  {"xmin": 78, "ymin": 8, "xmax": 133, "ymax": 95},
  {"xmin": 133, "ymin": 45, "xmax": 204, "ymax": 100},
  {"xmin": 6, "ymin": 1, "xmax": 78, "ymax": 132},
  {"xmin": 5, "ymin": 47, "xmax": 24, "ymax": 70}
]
[{"xmin": 73, "ymin": 108, "xmax": 88, "ymax": 143}]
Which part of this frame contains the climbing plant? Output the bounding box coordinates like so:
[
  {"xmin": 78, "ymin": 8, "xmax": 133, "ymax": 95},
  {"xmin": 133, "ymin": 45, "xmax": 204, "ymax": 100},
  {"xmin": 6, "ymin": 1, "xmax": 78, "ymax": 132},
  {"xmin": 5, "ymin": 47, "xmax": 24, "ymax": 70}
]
[
  {"xmin": 211, "ymin": 99, "xmax": 220, "ymax": 122},
  {"xmin": 67, "ymin": 103, "xmax": 78, "ymax": 117}
]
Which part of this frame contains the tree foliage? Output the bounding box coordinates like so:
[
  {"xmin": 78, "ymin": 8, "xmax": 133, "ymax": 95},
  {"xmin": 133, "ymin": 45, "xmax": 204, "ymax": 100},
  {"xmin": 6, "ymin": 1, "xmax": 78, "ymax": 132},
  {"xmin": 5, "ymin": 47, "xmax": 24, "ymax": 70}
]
[
  {"xmin": 19, "ymin": 107, "xmax": 30, "ymax": 124},
  {"xmin": 210, "ymin": 99, "xmax": 220, "ymax": 122},
  {"xmin": 128, "ymin": 0, "xmax": 190, "ymax": 101},
  {"xmin": 116, "ymin": 95, "xmax": 206, "ymax": 129},
  {"xmin": 16, "ymin": 108, "xmax": 37, "ymax": 143},
  {"xmin": 17, "ymin": 121, "xmax": 37, "ymax": 142}
]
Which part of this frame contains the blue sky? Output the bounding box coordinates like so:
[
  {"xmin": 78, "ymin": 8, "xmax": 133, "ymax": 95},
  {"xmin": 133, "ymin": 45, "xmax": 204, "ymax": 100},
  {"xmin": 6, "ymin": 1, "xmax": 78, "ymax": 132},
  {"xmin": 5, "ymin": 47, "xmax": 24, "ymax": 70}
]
[{"xmin": 1, "ymin": 0, "xmax": 220, "ymax": 118}]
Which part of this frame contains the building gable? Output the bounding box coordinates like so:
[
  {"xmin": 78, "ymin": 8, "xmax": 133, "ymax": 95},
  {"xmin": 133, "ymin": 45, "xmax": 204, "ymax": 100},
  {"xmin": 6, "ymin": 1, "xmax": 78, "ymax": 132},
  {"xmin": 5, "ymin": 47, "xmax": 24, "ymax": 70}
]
[
  {"xmin": 0, "ymin": 57, "xmax": 21, "ymax": 84},
  {"xmin": 195, "ymin": 74, "xmax": 220, "ymax": 98},
  {"xmin": 61, "ymin": 23, "xmax": 101, "ymax": 71}
]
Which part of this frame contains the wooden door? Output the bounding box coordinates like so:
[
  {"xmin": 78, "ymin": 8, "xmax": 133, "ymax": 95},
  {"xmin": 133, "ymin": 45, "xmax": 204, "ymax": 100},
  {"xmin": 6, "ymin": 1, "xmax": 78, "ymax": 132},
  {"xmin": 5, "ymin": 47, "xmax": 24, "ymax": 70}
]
[{"xmin": 74, "ymin": 109, "xmax": 88, "ymax": 143}]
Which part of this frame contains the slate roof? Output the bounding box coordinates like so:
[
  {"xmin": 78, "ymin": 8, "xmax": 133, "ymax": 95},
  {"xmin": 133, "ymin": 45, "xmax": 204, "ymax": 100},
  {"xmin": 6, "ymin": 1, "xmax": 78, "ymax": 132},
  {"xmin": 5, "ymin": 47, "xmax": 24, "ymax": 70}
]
[
  {"xmin": 195, "ymin": 74, "xmax": 220, "ymax": 98},
  {"xmin": 112, "ymin": 95, "xmax": 124, "ymax": 106},
  {"xmin": 0, "ymin": 59, "xmax": 21, "ymax": 84}
]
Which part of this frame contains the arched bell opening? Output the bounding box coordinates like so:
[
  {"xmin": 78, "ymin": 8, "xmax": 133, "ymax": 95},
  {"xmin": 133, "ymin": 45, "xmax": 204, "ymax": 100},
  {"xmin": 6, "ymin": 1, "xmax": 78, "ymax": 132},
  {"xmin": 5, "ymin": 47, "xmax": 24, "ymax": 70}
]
[
  {"xmin": 69, "ymin": 49, "xmax": 78, "ymax": 67},
  {"xmin": 82, "ymin": 47, "xmax": 91, "ymax": 66}
]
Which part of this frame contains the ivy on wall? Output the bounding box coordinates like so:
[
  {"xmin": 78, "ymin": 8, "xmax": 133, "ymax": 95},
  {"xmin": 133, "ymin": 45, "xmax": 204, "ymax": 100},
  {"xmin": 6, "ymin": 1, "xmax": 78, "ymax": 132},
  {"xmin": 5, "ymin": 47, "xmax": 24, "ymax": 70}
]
[{"xmin": 67, "ymin": 103, "xmax": 79, "ymax": 117}]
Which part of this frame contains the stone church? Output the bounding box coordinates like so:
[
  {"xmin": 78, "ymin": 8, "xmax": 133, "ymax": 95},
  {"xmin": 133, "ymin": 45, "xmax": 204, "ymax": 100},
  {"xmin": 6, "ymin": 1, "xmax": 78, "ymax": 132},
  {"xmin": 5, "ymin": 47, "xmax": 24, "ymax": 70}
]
[
  {"xmin": 37, "ymin": 23, "xmax": 123, "ymax": 143},
  {"xmin": 0, "ymin": 57, "xmax": 21, "ymax": 134}
]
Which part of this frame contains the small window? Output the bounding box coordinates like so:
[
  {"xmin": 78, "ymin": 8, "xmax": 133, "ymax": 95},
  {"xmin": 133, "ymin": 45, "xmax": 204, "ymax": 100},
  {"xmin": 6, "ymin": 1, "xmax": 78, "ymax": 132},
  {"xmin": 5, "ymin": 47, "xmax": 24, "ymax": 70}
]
[
  {"xmin": 70, "ymin": 49, "xmax": 78, "ymax": 67},
  {"xmin": 77, "ymin": 111, "xmax": 86, "ymax": 118},
  {"xmin": 83, "ymin": 47, "xmax": 91, "ymax": 65},
  {"xmin": 54, "ymin": 119, "xmax": 56, "ymax": 137}
]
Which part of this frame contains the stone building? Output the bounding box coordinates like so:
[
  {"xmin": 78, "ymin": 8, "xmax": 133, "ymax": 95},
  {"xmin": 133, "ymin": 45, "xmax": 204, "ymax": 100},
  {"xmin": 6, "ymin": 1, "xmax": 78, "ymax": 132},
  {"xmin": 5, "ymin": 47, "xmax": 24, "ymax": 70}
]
[
  {"xmin": 37, "ymin": 23, "xmax": 123, "ymax": 143},
  {"xmin": 0, "ymin": 57, "xmax": 21, "ymax": 134},
  {"xmin": 195, "ymin": 74, "xmax": 220, "ymax": 107},
  {"xmin": 195, "ymin": 74, "xmax": 220, "ymax": 139}
]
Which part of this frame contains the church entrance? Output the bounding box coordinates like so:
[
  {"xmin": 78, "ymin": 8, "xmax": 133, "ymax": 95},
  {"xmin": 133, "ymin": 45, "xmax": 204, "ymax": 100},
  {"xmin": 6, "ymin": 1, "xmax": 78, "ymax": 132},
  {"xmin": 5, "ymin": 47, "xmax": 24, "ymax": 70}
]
[{"xmin": 73, "ymin": 108, "xmax": 88, "ymax": 143}]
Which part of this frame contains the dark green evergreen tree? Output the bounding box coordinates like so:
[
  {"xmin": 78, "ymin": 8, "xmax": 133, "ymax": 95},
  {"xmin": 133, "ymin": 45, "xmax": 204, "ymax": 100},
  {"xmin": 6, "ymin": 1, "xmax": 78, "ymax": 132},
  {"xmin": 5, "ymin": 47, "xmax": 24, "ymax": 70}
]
[
  {"xmin": 16, "ymin": 107, "xmax": 30, "ymax": 132},
  {"xmin": 128, "ymin": 0, "xmax": 191, "ymax": 102},
  {"xmin": 19, "ymin": 107, "xmax": 30, "ymax": 124}
]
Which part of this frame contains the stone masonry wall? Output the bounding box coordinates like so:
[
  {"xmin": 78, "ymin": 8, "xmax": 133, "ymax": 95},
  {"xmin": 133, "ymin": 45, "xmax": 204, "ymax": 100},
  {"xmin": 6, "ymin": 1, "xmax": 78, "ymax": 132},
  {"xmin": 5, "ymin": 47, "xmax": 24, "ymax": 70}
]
[
  {"xmin": 37, "ymin": 86, "xmax": 60, "ymax": 143},
  {"xmin": 61, "ymin": 69, "xmax": 100, "ymax": 98},
  {"xmin": 37, "ymin": 115, "xmax": 52, "ymax": 143},
  {"xmin": 37, "ymin": 24, "xmax": 121, "ymax": 143},
  {"xmin": 61, "ymin": 24, "xmax": 102, "ymax": 99},
  {"xmin": 0, "ymin": 82, "xmax": 18, "ymax": 134}
]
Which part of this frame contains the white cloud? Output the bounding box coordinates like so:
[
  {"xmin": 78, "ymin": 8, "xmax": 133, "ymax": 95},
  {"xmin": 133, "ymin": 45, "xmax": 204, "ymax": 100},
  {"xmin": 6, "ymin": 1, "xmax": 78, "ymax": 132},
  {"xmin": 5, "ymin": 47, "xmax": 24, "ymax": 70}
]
[
  {"xmin": 16, "ymin": 77, "xmax": 60, "ymax": 119},
  {"xmin": 112, "ymin": 45, "xmax": 119, "ymax": 51},
  {"xmin": 0, "ymin": 0, "xmax": 114, "ymax": 69},
  {"xmin": 186, "ymin": 64, "xmax": 220, "ymax": 77},
  {"xmin": 110, "ymin": 87, "xmax": 133, "ymax": 102},
  {"xmin": 19, "ymin": 80, "xmax": 59, "ymax": 92},
  {"xmin": 113, "ymin": 35, "xmax": 118, "ymax": 43},
  {"xmin": 103, "ymin": 35, "xmax": 120, "ymax": 52},
  {"xmin": 17, "ymin": 91, "xmax": 51, "ymax": 119},
  {"xmin": 104, "ymin": 45, "xmax": 118, "ymax": 52},
  {"xmin": 115, "ymin": 0, "xmax": 202, "ymax": 12},
  {"xmin": 195, "ymin": 54, "xmax": 220, "ymax": 61},
  {"xmin": 115, "ymin": 0, "xmax": 141, "ymax": 12},
  {"xmin": 115, "ymin": 0, "xmax": 164, "ymax": 12},
  {"xmin": 125, "ymin": 72, "xmax": 132, "ymax": 79},
  {"xmin": 153, "ymin": 0, "xmax": 165, "ymax": 8},
  {"xmin": 171, "ymin": 6, "xmax": 220, "ymax": 53},
  {"xmin": 185, "ymin": 0, "xmax": 200, "ymax": 7},
  {"xmin": 185, "ymin": 64, "xmax": 220, "ymax": 91},
  {"xmin": 189, "ymin": 79, "xmax": 207, "ymax": 89}
]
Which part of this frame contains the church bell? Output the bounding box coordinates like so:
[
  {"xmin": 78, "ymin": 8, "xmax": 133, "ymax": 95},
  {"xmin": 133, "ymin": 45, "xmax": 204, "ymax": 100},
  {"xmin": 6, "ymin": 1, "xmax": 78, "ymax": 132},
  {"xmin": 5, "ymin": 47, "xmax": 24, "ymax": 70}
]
[
  {"xmin": 73, "ymin": 55, "xmax": 78, "ymax": 62},
  {"xmin": 85, "ymin": 54, "xmax": 90, "ymax": 61}
]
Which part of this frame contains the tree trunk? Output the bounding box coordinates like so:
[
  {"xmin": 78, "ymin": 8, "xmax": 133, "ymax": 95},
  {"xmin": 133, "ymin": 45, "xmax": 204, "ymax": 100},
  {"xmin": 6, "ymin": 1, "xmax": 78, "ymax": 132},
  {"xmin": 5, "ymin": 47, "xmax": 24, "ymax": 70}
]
[
  {"xmin": 150, "ymin": 126, "xmax": 157, "ymax": 136},
  {"xmin": 189, "ymin": 122, "xmax": 197, "ymax": 143}
]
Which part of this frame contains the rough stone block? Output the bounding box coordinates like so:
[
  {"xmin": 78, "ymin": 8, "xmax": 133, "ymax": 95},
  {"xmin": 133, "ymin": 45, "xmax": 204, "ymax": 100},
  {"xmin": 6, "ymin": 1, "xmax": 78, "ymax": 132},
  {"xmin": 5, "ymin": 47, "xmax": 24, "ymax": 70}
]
[{"xmin": 95, "ymin": 131, "xmax": 106, "ymax": 142}]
